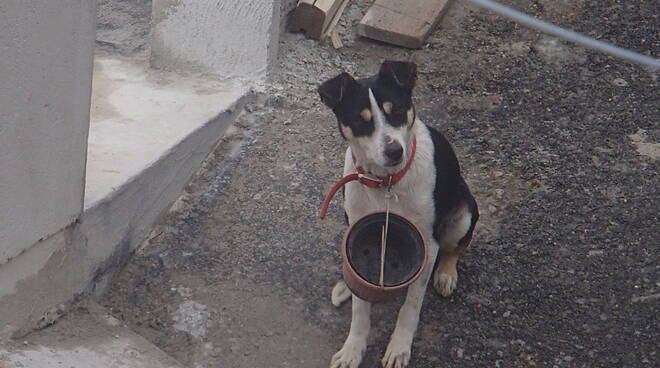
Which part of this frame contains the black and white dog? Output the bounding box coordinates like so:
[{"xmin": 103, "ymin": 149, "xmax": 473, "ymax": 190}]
[{"xmin": 318, "ymin": 61, "xmax": 479, "ymax": 368}]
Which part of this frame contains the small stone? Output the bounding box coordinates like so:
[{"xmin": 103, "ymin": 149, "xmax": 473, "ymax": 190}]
[
  {"xmin": 503, "ymin": 311, "xmax": 511, "ymax": 318},
  {"xmin": 494, "ymin": 189, "xmax": 505, "ymax": 199},
  {"xmin": 588, "ymin": 250, "xmax": 604, "ymax": 257},
  {"xmin": 488, "ymin": 204, "xmax": 498, "ymax": 214},
  {"xmin": 456, "ymin": 348, "xmax": 465, "ymax": 359},
  {"xmin": 487, "ymin": 338, "xmax": 508, "ymax": 349},
  {"xmin": 591, "ymin": 155, "xmax": 602, "ymax": 167},
  {"xmin": 612, "ymin": 78, "xmax": 628, "ymax": 87},
  {"xmin": 468, "ymin": 294, "xmax": 492, "ymax": 305},
  {"xmin": 529, "ymin": 179, "xmax": 542, "ymax": 188},
  {"xmin": 520, "ymin": 352, "xmax": 536, "ymax": 366},
  {"xmin": 493, "ymin": 171, "xmax": 504, "ymax": 178},
  {"xmin": 172, "ymin": 301, "xmax": 211, "ymax": 339},
  {"xmin": 594, "ymin": 147, "xmax": 614, "ymax": 154}
]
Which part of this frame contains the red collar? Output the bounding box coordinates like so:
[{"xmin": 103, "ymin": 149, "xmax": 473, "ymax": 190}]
[{"xmin": 320, "ymin": 136, "xmax": 417, "ymax": 219}]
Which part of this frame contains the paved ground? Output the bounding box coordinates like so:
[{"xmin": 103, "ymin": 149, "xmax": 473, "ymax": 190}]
[
  {"xmin": 1, "ymin": 302, "xmax": 184, "ymax": 368},
  {"xmin": 102, "ymin": 1, "xmax": 658, "ymax": 367}
]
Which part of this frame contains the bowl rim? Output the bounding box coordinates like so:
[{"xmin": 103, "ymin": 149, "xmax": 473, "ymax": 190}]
[{"xmin": 342, "ymin": 211, "xmax": 429, "ymax": 292}]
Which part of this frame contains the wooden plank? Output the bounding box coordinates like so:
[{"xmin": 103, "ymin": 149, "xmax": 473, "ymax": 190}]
[
  {"xmin": 358, "ymin": 0, "xmax": 453, "ymax": 48},
  {"xmin": 288, "ymin": 0, "xmax": 346, "ymax": 40},
  {"xmin": 320, "ymin": 0, "xmax": 350, "ymax": 41},
  {"xmin": 330, "ymin": 29, "xmax": 343, "ymax": 49}
]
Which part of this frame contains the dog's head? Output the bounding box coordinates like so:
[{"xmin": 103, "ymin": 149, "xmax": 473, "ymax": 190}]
[{"xmin": 318, "ymin": 61, "xmax": 418, "ymax": 173}]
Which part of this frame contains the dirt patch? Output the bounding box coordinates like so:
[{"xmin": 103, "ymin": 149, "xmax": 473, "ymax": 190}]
[{"xmin": 629, "ymin": 128, "xmax": 660, "ymax": 160}]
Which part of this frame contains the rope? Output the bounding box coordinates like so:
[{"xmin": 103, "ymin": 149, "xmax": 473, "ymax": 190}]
[{"xmin": 465, "ymin": 0, "xmax": 660, "ymax": 70}]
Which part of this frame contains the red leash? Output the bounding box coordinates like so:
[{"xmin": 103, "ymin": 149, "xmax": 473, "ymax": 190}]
[{"xmin": 319, "ymin": 137, "xmax": 417, "ymax": 219}]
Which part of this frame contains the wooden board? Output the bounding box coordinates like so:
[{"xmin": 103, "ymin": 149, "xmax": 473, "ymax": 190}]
[
  {"xmin": 320, "ymin": 0, "xmax": 350, "ymax": 45},
  {"xmin": 358, "ymin": 0, "xmax": 453, "ymax": 48},
  {"xmin": 289, "ymin": 0, "xmax": 347, "ymax": 40},
  {"xmin": 330, "ymin": 29, "xmax": 343, "ymax": 49},
  {"xmin": 315, "ymin": 0, "xmax": 345, "ymax": 36}
]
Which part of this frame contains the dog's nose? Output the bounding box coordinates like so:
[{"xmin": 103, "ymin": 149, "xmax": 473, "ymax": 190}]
[{"xmin": 384, "ymin": 140, "xmax": 403, "ymax": 163}]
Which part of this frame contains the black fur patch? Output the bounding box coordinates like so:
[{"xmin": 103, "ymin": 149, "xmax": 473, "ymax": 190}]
[
  {"xmin": 427, "ymin": 126, "xmax": 479, "ymax": 252},
  {"xmin": 318, "ymin": 61, "xmax": 417, "ymax": 139}
]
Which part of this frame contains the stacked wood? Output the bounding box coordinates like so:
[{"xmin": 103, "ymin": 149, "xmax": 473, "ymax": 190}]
[
  {"xmin": 358, "ymin": 0, "xmax": 453, "ymax": 49},
  {"xmin": 289, "ymin": 0, "xmax": 349, "ymax": 46}
]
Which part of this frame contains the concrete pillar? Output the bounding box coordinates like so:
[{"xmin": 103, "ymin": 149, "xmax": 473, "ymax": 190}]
[
  {"xmin": 151, "ymin": 0, "xmax": 281, "ymax": 80},
  {"xmin": 0, "ymin": 0, "xmax": 96, "ymax": 338},
  {"xmin": 0, "ymin": 0, "xmax": 96, "ymax": 266}
]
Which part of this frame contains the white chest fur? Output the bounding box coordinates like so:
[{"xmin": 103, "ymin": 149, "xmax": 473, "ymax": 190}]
[{"xmin": 343, "ymin": 122, "xmax": 437, "ymax": 237}]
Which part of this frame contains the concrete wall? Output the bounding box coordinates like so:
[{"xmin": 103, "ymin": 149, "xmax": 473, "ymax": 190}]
[
  {"xmin": 151, "ymin": 0, "xmax": 281, "ymax": 80},
  {"xmin": 0, "ymin": 1, "xmax": 96, "ymax": 265}
]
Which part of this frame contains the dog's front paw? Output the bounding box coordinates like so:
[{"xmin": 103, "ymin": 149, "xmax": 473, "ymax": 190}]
[
  {"xmin": 433, "ymin": 269, "xmax": 458, "ymax": 297},
  {"xmin": 382, "ymin": 337, "xmax": 411, "ymax": 368},
  {"xmin": 331, "ymin": 339, "xmax": 366, "ymax": 368}
]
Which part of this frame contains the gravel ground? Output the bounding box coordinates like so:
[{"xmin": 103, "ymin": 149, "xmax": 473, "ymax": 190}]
[{"xmin": 102, "ymin": 1, "xmax": 659, "ymax": 367}]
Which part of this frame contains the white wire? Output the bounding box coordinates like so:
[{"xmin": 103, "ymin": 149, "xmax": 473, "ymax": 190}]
[
  {"xmin": 379, "ymin": 193, "xmax": 391, "ymax": 288},
  {"xmin": 465, "ymin": 0, "xmax": 660, "ymax": 70}
]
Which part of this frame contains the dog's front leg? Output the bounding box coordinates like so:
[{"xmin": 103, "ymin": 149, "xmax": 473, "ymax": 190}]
[
  {"xmin": 331, "ymin": 295, "xmax": 371, "ymax": 368},
  {"xmin": 382, "ymin": 241, "xmax": 439, "ymax": 368}
]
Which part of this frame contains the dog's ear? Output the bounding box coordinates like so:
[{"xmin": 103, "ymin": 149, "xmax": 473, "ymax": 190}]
[
  {"xmin": 379, "ymin": 61, "xmax": 417, "ymax": 90},
  {"xmin": 318, "ymin": 72, "xmax": 355, "ymax": 109}
]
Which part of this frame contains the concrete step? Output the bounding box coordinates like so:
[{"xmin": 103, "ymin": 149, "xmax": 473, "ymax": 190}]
[
  {"xmin": 0, "ymin": 302, "xmax": 185, "ymax": 368},
  {"xmin": 0, "ymin": 51, "xmax": 250, "ymax": 339},
  {"xmin": 86, "ymin": 51, "xmax": 249, "ymax": 208}
]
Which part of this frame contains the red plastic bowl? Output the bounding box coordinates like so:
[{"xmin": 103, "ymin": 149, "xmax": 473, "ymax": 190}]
[{"xmin": 341, "ymin": 212, "xmax": 428, "ymax": 303}]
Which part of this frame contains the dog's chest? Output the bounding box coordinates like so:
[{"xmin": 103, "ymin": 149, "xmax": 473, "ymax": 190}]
[
  {"xmin": 343, "ymin": 127, "xmax": 437, "ymax": 235},
  {"xmin": 345, "ymin": 184, "xmax": 435, "ymax": 232}
]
